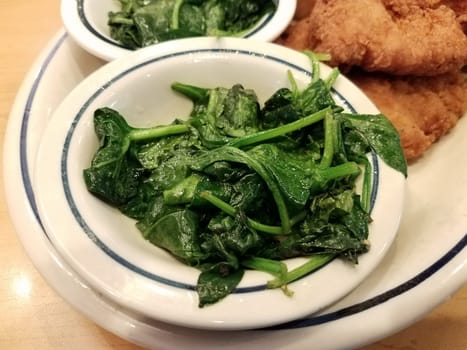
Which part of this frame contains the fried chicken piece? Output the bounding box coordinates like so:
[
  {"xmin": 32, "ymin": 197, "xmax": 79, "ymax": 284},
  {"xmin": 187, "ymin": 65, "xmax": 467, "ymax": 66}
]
[
  {"xmin": 277, "ymin": 0, "xmax": 467, "ymax": 76},
  {"xmin": 348, "ymin": 70, "xmax": 467, "ymax": 160}
]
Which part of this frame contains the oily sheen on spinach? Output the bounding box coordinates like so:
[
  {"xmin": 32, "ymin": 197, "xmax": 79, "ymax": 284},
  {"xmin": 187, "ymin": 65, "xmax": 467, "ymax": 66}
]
[
  {"xmin": 83, "ymin": 55, "xmax": 407, "ymax": 307},
  {"xmin": 108, "ymin": 0, "xmax": 276, "ymax": 49}
]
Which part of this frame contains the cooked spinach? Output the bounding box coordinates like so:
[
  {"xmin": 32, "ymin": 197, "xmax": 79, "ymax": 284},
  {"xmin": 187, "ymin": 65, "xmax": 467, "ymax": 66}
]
[
  {"xmin": 108, "ymin": 0, "xmax": 276, "ymax": 49},
  {"xmin": 84, "ymin": 54, "xmax": 407, "ymax": 307}
]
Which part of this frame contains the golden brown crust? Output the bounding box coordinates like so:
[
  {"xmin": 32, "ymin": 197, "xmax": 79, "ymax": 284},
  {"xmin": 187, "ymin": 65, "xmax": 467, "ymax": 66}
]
[
  {"xmin": 277, "ymin": 0, "xmax": 467, "ymax": 76},
  {"xmin": 348, "ymin": 70, "xmax": 467, "ymax": 160},
  {"xmin": 441, "ymin": 0, "xmax": 467, "ymax": 33}
]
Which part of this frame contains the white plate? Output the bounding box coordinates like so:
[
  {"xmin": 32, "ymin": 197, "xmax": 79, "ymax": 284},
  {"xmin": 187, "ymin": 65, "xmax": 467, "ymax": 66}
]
[
  {"xmin": 61, "ymin": 0, "xmax": 296, "ymax": 61},
  {"xmin": 32, "ymin": 37, "xmax": 404, "ymax": 330},
  {"xmin": 4, "ymin": 30, "xmax": 466, "ymax": 348}
]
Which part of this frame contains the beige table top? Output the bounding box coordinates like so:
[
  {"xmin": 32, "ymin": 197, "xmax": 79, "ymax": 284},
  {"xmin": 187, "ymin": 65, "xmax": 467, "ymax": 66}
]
[{"xmin": 1, "ymin": 1, "xmax": 466, "ymax": 349}]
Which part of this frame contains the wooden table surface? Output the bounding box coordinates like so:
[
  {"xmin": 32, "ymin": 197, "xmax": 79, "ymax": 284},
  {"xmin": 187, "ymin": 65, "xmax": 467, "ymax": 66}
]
[{"xmin": 1, "ymin": 1, "xmax": 465, "ymax": 349}]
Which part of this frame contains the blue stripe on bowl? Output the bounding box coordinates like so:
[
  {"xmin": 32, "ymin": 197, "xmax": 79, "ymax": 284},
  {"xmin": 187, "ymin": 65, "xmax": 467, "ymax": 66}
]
[
  {"xmin": 243, "ymin": 11, "xmax": 275, "ymax": 38},
  {"xmin": 77, "ymin": 0, "xmax": 126, "ymax": 48},
  {"xmin": 18, "ymin": 35, "xmax": 466, "ymax": 329}
]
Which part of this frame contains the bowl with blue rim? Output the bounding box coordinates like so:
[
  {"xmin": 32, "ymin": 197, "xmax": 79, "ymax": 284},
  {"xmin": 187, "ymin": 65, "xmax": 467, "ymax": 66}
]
[
  {"xmin": 34, "ymin": 36, "xmax": 406, "ymax": 330},
  {"xmin": 61, "ymin": 0, "xmax": 297, "ymax": 61}
]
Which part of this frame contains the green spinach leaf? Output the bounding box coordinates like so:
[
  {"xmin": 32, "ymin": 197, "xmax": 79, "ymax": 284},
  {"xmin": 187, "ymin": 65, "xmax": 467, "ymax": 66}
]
[{"xmin": 197, "ymin": 264, "xmax": 244, "ymax": 307}]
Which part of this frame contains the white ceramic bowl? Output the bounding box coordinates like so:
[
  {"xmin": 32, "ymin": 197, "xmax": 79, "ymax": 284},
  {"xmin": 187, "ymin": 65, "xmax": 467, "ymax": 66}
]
[
  {"xmin": 61, "ymin": 0, "xmax": 296, "ymax": 61},
  {"xmin": 33, "ymin": 37, "xmax": 405, "ymax": 330}
]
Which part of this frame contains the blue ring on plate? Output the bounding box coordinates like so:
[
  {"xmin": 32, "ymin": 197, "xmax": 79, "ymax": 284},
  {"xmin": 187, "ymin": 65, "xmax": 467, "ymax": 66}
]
[
  {"xmin": 60, "ymin": 48, "xmax": 378, "ymax": 293},
  {"xmin": 18, "ymin": 33, "xmax": 466, "ymax": 330},
  {"xmin": 76, "ymin": 0, "xmax": 276, "ymax": 50},
  {"xmin": 20, "ymin": 33, "xmax": 68, "ymax": 233}
]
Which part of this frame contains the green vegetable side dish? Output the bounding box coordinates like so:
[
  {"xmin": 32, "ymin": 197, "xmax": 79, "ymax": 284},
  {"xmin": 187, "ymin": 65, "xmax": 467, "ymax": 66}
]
[
  {"xmin": 108, "ymin": 0, "xmax": 277, "ymax": 49},
  {"xmin": 83, "ymin": 52, "xmax": 407, "ymax": 307}
]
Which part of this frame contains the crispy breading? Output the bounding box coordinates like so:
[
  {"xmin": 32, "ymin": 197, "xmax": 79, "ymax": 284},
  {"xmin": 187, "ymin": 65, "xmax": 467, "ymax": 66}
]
[
  {"xmin": 277, "ymin": 0, "xmax": 467, "ymax": 76},
  {"xmin": 348, "ymin": 70, "xmax": 467, "ymax": 160},
  {"xmin": 441, "ymin": 0, "xmax": 467, "ymax": 33}
]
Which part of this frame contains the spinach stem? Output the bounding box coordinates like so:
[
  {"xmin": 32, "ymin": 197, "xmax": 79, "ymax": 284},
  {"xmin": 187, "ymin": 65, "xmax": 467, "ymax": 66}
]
[
  {"xmin": 287, "ymin": 70, "xmax": 299, "ymax": 100},
  {"xmin": 129, "ymin": 123, "xmax": 189, "ymax": 142},
  {"xmin": 290, "ymin": 210, "xmax": 307, "ymax": 226},
  {"xmin": 319, "ymin": 111, "xmax": 336, "ymax": 169},
  {"xmin": 199, "ymin": 191, "xmax": 289, "ymax": 235},
  {"xmin": 318, "ymin": 161, "xmax": 361, "ymax": 181},
  {"xmin": 109, "ymin": 16, "xmax": 134, "ymax": 25},
  {"xmin": 171, "ymin": 0, "xmax": 184, "ymax": 29},
  {"xmin": 325, "ymin": 67, "xmax": 340, "ymax": 89},
  {"xmin": 241, "ymin": 257, "xmax": 288, "ymax": 278},
  {"xmin": 302, "ymin": 50, "xmax": 321, "ymax": 83},
  {"xmin": 229, "ymin": 107, "xmax": 331, "ymax": 149},
  {"xmin": 358, "ymin": 156, "xmax": 372, "ymax": 213},
  {"xmin": 171, "ymin": 82, "xmax": 209, "ymax": 103},
  {"xmin": 121, "ymin": 1, "xmax": 133, "ymax": 13},
  {"xmin": 301, "ymin": 51, "xmax": 332, "ymax": 63},
  {"xmin": 267, "ymin": 253, "xmax": 336, "ymax": 289}
]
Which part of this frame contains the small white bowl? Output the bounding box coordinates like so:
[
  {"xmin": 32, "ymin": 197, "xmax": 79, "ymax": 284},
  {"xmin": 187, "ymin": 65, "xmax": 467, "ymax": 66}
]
[
  {"xmin": 34, "ymin": 37, "xmax": 405, "ymax": 330},
  {"xmin": 61, "ymin": 0, "xmax": 296, "ymax": 61}
]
